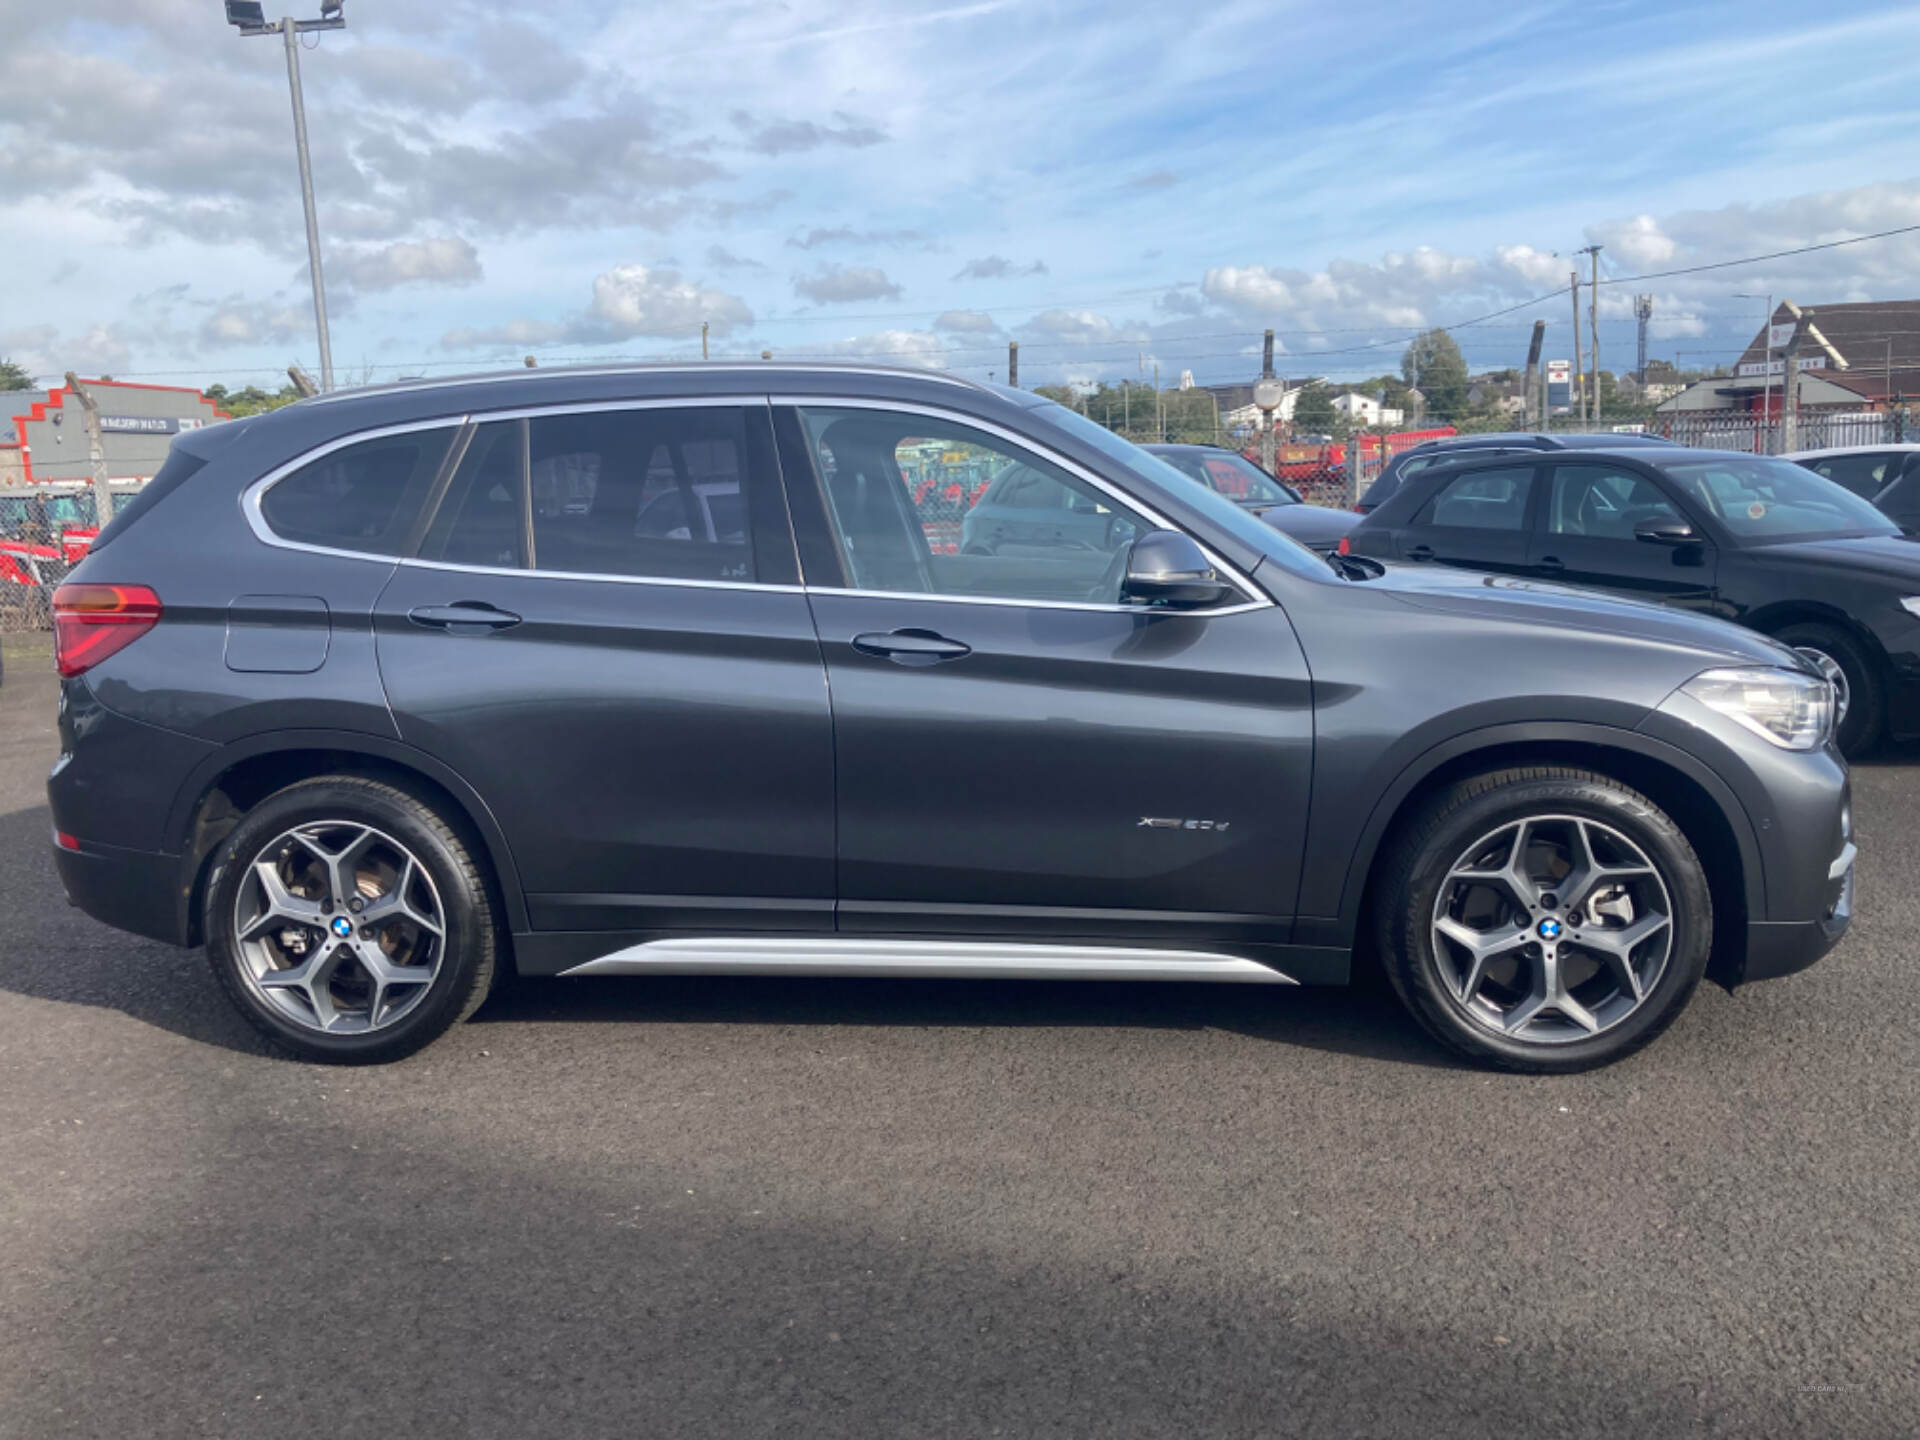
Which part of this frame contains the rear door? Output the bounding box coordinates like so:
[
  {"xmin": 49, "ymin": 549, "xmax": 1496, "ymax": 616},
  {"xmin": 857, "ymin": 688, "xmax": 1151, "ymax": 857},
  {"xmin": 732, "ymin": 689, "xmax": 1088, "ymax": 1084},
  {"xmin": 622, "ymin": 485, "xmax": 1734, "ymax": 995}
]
[
  {"xmin": 776, "ymin": 401, "xmax": 1314, "ymax": 949},
  {"xmin": 374, "ymin": 399, "xmax": 835, "ymax": 940},
  {"xmin": 1395, "ymin": 462, "xmax": 1544, "ymax": 574}
]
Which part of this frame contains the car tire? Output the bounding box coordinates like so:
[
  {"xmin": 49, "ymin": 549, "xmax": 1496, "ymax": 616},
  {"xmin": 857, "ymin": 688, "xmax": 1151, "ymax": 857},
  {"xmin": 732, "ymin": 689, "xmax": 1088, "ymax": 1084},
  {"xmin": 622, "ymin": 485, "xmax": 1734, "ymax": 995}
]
[
  {"xmin": 204, "ymin": 776, "xmax": 498, "ymax": 1064},
  {"xmin": 1773, "ymin": 621, "xmax": 1882, "ymax": 759},
  {"xmin": 1375, "ymin": 766, "xmax": 1712, "ymax": 1074}
]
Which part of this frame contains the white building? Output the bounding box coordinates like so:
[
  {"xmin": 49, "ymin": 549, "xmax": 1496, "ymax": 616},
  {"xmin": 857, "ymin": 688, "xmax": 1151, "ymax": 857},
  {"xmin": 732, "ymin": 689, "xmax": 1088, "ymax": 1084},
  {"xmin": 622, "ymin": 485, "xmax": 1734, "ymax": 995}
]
[{"xmin": 1331, "ymin": 392, "xmax": 1405, "ymax": 427}]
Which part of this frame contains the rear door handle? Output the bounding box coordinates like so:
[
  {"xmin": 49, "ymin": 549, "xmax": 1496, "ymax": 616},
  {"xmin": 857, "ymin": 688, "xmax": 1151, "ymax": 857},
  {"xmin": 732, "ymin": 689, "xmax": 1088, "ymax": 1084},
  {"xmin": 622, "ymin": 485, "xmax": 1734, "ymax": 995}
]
[
  {"xmin": 1536, "ymin": 556, "xmax": 1566, "ymax": 574},
  {"xmin": 851, "ymin": 628, "xmax": 972, "ymax": 665},
  {"xmin": 408, "ymin": 602, "xmax": 522, "ymax": 633},
  {"xmin": 1404, "ymin": 543, "xmax": 1434, "ymax": 561}
]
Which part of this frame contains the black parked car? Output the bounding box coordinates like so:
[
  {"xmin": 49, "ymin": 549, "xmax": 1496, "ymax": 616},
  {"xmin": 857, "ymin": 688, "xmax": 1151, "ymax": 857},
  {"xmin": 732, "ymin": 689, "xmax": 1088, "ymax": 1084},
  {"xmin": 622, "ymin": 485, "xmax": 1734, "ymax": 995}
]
[
  {"xmin": 1142, "ymin": 443, "xmax": 1357, "ymax": 552},
  {"xmin": 1358, "ymin": 430, "xmax": 1678, "ymax": 514},
  {"xmin": 1347, "ymin": 444, "xmax": 1920, "ymax": 755},
  {"xmin": 1786, "ymin": 444, "xmax": 1920, "ymax": 530},
  {"xmin": 49, "ymin": 366, "xmax": 1852, "ymax": 1072}
]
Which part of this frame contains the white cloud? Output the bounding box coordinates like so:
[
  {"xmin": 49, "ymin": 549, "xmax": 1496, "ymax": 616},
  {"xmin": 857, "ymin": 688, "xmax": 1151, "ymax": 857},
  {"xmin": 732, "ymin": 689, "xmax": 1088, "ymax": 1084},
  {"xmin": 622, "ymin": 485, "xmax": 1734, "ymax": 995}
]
[
  {"xmin": 934, "ymin": 309, "xmax": 1002, "ymax": 334},
  {"xmin": 824, "ymin": 329, "xmax": 946, "ymax": 368},
  {"xmin": 0, "ymin": 323, "xmax": 129, "ymax": 381},
  {"xmin": 1588, "ymin": 214, "xmax": 1675, "ymax": 268},
  {"xmin": 792, "ymin": 264, "xmax": 903, "ymax": 304},
  {"xmin": 953, "ymin": 256, "xmax": 1048, "ymax": 281},
  {"xmin": 588, "ymin": 264, "xmax": 752, "ymax": 338},
  {"xmin": 442, "ymin": 264, "xmax": 753, "ymax": 350},
  {"xmin": 331, "ymin": 236, "xmax": 483, "ymax": 293}
]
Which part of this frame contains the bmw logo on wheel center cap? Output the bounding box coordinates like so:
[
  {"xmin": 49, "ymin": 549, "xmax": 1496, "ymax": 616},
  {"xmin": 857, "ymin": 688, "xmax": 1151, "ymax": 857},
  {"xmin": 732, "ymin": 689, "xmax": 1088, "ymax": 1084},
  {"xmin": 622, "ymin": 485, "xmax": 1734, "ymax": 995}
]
[
  {"xmin": 1537, "ymin": 918, "xmax": 1563, "ymax": 941},
  {"xmin": 331, "ymin": 916, "xmax": 354, "ymax": 938}
]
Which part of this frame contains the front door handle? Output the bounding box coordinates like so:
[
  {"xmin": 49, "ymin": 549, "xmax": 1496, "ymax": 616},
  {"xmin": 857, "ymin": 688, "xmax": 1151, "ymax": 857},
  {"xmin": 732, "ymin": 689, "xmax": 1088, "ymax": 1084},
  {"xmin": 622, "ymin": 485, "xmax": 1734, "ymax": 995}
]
[
  {"xmin": 1404, "ymin": 543, "xmax": 1435, "ymax": 561},
  {"xmin": 408, "ymin": 602, "xmax": 522, "ymax": 633},
  {"xmin": 1536, "ymin": 555, "xmax": 1566, "ymax": 574},
  {"xmin": 851, "ymin": 628, "xmax": 972, "ymax": 665}
]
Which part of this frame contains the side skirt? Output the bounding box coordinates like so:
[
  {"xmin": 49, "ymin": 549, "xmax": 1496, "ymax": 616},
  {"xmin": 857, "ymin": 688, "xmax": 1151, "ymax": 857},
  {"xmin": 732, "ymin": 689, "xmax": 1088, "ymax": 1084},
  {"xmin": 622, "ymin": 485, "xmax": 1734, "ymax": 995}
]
[{"xmin": 555, "ymin": 937, "xmax": 1299, "ymax": 984}]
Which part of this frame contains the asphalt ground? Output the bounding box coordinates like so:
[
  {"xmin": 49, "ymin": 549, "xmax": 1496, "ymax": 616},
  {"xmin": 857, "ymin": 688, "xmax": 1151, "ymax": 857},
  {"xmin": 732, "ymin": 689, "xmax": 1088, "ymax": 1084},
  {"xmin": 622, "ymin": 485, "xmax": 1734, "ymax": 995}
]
[{"xmin": 2, "ymin": 635, "xmax": 1917, "ymax": 1438}]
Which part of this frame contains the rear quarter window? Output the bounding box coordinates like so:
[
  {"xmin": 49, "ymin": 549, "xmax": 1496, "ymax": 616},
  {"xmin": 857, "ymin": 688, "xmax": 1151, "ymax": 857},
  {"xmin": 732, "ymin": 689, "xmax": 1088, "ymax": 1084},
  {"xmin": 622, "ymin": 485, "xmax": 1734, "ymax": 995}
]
[{"xmin": 260, "ymin": 427, "xmax": 456, "ymax": 555}]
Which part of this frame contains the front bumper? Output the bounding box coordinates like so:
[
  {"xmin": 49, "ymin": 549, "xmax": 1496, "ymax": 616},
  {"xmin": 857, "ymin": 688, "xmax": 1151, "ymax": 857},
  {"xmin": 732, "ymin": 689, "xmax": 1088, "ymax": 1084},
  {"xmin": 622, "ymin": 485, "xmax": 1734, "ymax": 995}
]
[{"xmin": 1743, "ymin": 840, "xmax": 1855, "ymax": 982}]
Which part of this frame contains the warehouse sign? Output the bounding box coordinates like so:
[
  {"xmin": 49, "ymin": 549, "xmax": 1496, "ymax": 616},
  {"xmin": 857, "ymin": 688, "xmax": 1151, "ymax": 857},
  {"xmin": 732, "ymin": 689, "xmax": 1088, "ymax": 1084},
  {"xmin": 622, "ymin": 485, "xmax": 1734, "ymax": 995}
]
[
  {"xmin": 98, "ymin": 415, "xmax": 204, "ymax": 434},
  {"xmin": 1735, "ymin": 357, "xmax": 1828, "ymax": 378}
]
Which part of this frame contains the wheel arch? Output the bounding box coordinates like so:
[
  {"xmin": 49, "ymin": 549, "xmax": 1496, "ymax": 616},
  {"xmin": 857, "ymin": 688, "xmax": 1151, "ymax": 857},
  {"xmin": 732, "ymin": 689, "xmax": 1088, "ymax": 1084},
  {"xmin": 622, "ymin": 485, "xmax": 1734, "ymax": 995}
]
[
  {"xmin": 167, "ymin": 730, "xmax": 528, "ymax": 949},
  {"xmin": 1744, "ymin": 598, "xmax": 1889, "ymax": 670},
  {"xmin": 1330, "ymin": 726, "xmax": 1762, "ymax": 990}
]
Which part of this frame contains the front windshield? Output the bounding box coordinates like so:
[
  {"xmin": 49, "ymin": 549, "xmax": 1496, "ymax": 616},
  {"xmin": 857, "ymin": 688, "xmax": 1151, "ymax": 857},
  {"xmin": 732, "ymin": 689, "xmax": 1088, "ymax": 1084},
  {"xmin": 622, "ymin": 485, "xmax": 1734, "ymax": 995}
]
[
  {"xmin": 1028, "ymin": 401, "xmax": 1324, "ymax": 575},
  {"xmin": 1663, "ymin": 456, "xmax": 1897, "ymax": 543},
  {"xmin": 1154, "ymin": 449, "xmax": 1298, "ymax": 507}
]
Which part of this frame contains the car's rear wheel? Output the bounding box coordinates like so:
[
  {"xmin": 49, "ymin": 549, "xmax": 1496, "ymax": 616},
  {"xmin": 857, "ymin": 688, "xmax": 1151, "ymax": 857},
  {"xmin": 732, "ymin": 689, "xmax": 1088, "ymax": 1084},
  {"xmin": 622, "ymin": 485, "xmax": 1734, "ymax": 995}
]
[
  {"xmin": 204, "ymin": 776, "xmax": 498, "ymax": 1064},
  {"xmin": 1376, "ymin": 766, "xmax": 1712, "ymax": 1073},
  {"xmin": 1773, "ymin": 621, "xmax": 1881, "ymax": 759}
]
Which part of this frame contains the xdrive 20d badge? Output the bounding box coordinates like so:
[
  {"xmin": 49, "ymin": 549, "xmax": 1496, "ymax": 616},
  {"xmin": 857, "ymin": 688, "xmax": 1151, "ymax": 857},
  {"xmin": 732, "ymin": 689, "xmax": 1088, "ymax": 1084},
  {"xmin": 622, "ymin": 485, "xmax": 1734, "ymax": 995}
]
[{"xmin": 49, "ymin": 364, "xmax": 1853, "ymax": 1070}]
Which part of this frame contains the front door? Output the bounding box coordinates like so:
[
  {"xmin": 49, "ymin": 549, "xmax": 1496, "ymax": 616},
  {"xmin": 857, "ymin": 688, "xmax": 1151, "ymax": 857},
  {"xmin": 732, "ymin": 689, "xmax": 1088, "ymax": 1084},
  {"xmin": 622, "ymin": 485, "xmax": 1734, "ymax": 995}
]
[
  {"xmin": 1528, "ymin": 461, "xmax": 1718, "ymax": 610},
  {"xmin": 375, "ymin": 401, "xmax": 835, "ymax": 939},
  {"xmin": 776, "ymin": 403, "xmax": 1314, "ymax": 949}
]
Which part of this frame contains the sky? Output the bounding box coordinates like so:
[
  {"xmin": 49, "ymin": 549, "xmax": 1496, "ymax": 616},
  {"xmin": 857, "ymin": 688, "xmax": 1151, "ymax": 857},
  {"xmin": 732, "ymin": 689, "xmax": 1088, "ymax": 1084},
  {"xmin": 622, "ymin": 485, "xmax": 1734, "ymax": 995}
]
[{"xmin": 2, "ymin": 0, "xmax": 1919, "ymax": 393}]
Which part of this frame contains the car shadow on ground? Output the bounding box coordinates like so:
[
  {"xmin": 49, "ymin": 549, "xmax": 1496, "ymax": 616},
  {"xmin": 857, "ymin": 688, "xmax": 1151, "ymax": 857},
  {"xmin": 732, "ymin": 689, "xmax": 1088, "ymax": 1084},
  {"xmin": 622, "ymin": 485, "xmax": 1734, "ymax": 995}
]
[{"xmin": 0, "ymin": 796, "xmax": 1461, "ymax": 1071}]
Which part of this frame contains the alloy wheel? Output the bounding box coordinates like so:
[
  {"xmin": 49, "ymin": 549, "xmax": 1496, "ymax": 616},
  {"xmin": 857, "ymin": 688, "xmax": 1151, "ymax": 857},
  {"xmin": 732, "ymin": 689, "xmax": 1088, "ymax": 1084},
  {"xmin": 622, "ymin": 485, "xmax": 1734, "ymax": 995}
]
[
  {"xmin": 1429, "ymin": 813, "xmax": 1674, "ymax": 1045},
  {"xmin": 1792, "ymin": 646, "xmax": 1851, "ymax": 726},
  {"xmin": 232, "ymin": 820, "xmax": 446, "ymax": 1035}
]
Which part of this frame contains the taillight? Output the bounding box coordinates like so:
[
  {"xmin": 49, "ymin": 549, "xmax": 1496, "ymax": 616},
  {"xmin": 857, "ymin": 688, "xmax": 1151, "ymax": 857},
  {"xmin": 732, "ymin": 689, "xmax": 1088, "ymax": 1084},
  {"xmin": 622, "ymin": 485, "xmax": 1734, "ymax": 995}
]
[{"xmin": 53, "ymin": 583, "xmax": 162, "ymax": 678}]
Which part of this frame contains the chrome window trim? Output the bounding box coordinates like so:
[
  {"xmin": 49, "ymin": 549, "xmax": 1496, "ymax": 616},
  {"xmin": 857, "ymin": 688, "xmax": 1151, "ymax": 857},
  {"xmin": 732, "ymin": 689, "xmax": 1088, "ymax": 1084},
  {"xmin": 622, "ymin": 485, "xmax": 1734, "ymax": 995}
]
[
  {"xmin": 774, "ymin": 393, "xmax": 1272, "ymax": 614},
  {"xmin": 396, "ymin": 555, "xmax": 801, "ymax": 596},
  {"xmin": 239, "ymin": 414, "xmax": 472, "ymax": 563},
  {"xmin": 240, "ymin": 394, "xmax": 1273, "ymax": 616}
]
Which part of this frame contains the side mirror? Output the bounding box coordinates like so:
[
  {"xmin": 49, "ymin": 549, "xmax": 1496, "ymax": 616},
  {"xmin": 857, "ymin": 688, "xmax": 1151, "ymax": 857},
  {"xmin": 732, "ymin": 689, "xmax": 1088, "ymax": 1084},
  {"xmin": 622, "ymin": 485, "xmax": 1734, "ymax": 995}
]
[
  {"xmin": 1122, "ymin": 530, "xmax": 1232, "ymax": 608},
  {"xmin": 1634, "ymin": 517, "xmax": 1701, "ymax": 547}
]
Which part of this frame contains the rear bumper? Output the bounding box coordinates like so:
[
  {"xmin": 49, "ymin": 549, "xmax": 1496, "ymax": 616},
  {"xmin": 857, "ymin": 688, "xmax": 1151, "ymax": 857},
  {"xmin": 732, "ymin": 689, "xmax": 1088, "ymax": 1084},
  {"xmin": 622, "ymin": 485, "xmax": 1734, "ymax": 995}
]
[{"xmin": 51, "ymin": 832, "xmax": 191, "ymax": 947}]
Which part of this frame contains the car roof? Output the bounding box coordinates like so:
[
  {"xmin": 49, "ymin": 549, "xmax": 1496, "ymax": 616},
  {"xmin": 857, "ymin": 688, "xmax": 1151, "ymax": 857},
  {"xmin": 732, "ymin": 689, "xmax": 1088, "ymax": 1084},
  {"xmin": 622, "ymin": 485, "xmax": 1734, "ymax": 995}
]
[
  {"xmin": 298, "ymin": 360, "xmax": 993, "ymax": 409},
  {"xmin": 1784, "ymin": 443, "xmax": 1920, "ymax": 460}
]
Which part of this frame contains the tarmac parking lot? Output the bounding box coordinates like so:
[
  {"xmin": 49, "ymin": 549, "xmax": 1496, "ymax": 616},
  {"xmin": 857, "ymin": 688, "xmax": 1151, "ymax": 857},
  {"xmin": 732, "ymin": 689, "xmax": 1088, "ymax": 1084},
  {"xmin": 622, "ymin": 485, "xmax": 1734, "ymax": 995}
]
[{"xmin": 2, "ymin": 635, "xmax": 1917, "ymax": 1438}]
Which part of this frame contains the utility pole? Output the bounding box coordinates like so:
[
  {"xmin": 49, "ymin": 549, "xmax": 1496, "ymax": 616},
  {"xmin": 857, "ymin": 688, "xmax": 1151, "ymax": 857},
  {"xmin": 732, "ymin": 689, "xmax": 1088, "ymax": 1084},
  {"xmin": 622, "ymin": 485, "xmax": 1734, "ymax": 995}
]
[
  {"xmin": 1735, "ymin": 293, "xmax": 1773, "ymax": 449},
  {"xmin": 287, "ymin": 364, "xmax": 319, "ymax": 397},
  {"xmin": 1153, "ymin": 361, "xmax": 1162, "ymax": 439},
  {"xmin": 701, "ymin": 321, "xmax": 709, "ymax": 360},
  {"xmin": 62, "ymin": 373, "xmax": 115, "ymax": 528},
  {"xmin": 1569, "ymin": 272, "xmax": 1584, "ymax": 426},
  {"xmin": 1523, "ymin": 320, "xmax": 1546, "ymax": 431},
  {"xmin": 1007, "ymin": 341, "xmax": 1018, "ymax": 388},
  {"xmin": 229, "ymin": 2, "xmax": 346, "ymax": 392},
  {"xmin": 1577, "ymin": 245, "xmax": 1602, "ymax": 423},
  {"xmin": 1260, "ymin": 329, "xmax": 1277, "ymax": 477},
  {"xmin": 1781, "ymin": 308, "xmax": 1806, "ymax": 453},
  {"xmin": 1633, "ymin": 295, "xmax": 1653, "ymax": 384}
]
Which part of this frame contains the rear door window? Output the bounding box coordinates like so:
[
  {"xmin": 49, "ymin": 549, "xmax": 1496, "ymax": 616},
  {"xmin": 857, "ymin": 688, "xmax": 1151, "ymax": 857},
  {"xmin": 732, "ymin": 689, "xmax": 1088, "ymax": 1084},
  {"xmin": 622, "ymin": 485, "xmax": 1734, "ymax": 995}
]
[
  {"xmin": 1804, "ymin": 453, "xmax": 1894, "ymax": 499},
  {"xmin": 1418, "ymin": 465, "xmax": 1538, "ymax": 531},
  {"xmin": 420, "ymin": 421, "xmax": 527, "ymax": 570},
  {"xmin": 262, "ymin": 427, "xmax": 454, "ymax": 555},
  {"xmin": 529, "ymin": 407, "xmax": 758, "ymax": 583}
]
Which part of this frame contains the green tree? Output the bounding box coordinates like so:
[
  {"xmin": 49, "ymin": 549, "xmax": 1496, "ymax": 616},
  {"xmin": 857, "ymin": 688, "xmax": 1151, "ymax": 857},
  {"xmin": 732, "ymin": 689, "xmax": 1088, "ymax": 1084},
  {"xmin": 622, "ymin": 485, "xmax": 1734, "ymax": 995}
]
[
  {"xmin": 0, "ymin": 358, "xmax": 35, "ymax": 391},
  {"xmin": 205, "ymin": 382, "xmax": 300, "ymax": 417},
  {"xmin": 1291, "ymin": 383, "xmax": 1336, "ymax": 435},
  {"xmin": 1402, "ymin": 329, "xmax": 1469, "ymax": 421}
]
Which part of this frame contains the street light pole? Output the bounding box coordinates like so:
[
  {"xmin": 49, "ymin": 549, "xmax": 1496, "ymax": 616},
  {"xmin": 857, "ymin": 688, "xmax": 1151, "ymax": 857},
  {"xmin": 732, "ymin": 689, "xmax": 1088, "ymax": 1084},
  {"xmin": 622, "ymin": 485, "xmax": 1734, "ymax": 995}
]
[
  {"xmin": 280, "ymin": 19, "xmax": 334, "ymax": 392},
  {"xmin": 229, "ymin": 3, "xmax": 344, "ymax": 391}
]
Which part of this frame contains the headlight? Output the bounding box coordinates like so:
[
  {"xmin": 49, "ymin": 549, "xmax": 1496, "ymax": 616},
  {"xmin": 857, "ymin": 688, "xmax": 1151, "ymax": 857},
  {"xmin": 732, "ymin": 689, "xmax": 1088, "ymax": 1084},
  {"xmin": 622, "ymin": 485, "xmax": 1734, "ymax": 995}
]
[
  {"xmin": 1902, "ymin": 596, "xmax": 1920, "ymax": 620},
  {"xmin": 1682, "ymin": 667, "xmax": 1834, "ymax": 750}
]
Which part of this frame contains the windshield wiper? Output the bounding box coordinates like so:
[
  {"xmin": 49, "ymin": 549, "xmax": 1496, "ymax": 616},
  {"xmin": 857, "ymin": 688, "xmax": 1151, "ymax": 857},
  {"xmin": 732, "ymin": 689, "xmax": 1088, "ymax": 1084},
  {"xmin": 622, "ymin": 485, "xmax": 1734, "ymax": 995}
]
[{"xmin": 1324, "ymin": 549, "xmax": 1383, "ymax": 581}]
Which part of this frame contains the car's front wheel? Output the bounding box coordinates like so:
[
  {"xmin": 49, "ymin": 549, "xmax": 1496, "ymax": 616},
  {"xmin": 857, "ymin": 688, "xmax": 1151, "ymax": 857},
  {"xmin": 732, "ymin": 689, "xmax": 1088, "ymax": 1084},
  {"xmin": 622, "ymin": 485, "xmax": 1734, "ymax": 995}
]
[
  {"xmin": 204, "ymin": 776, "xmax": 499, "ymax": 1064},
  {"xmin": 1376, "ymin": 766, "xmax": 1712, "ymax": 1073}
]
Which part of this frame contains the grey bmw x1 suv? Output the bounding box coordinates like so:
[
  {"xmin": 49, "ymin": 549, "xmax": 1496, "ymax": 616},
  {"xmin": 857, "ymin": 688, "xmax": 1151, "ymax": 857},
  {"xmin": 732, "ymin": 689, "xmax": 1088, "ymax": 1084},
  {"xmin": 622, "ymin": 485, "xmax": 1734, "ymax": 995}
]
[{"xmin": 48, "ymin": 364, "xmax": 1854, "ymax": 1070}]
